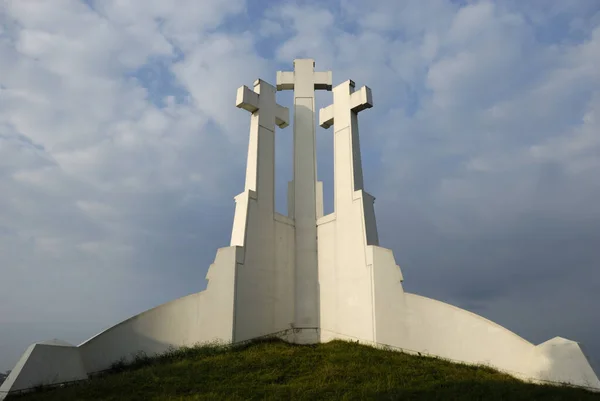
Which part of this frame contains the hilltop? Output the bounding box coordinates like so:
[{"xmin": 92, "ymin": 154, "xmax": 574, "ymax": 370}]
[{"xmin": 7, "ymin": 338, "xmax": 600, "ymax": 401}]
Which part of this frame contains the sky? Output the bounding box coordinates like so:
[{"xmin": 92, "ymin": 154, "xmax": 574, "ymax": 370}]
[{"xmin": 0, "ymin": 0, "xmax": 599, "ymax": 373}]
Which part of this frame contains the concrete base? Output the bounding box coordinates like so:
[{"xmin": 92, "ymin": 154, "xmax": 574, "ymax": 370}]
[
  {"xmin": 0, "ymin": 340, "xmax": 87, "ymax": 398},
  {"xmin": 3, "ymin": 277, "xmax": 598, "ymax": 399},
  {"xmin": 1, "ymin": 245, "xmax": 242, "ymax": 399}
]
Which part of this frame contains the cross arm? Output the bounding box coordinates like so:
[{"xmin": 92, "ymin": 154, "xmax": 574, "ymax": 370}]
[
  {"xmin": 276, "ymin": 71, "xmax": 295, "ymax": 91},
  {"xmin": 275, "ymin": 104, "xmax": 289, "ymax": 128},
  {"xmin": 314, "ymin": 71, "xmax": 333, "ymax": 90},
  {"xmin": 350, "ymin": 86, "xmax": 373, "ymax": 113},
  {"xmin": 276, "ymin": 70, "xmax": 333, "ymax": 91},
  {"xmin": 319, "ymin": 105, "xmax": 334, "ymax": 129},
  {"xmin": 236, "ymin": 85, "xmax": 259, "ymax": 112},
  {"xmin": 319, "ymin": 84, "xmax": 373, "ymax": 129}
]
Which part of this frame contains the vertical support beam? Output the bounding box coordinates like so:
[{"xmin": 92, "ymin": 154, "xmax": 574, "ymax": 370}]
[
  {"xmin": 320, "ymin": 80, "xmax": 372, "ymax": 208},
  {"xmin": 319, "ymin": 80, "xmax": 378, "ymax": 245},
  {"xmin": 277, "ymin": 59, "xmax": 332, "ymax": 338},
  {"xmin": 232, "ymin": 79, "xmax": 289, "ymax": 246}
]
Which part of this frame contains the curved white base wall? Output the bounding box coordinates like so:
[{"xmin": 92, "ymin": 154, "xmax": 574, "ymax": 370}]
[
  {"xmin": 0, "ymin": 246, "xmax": 241, "ymax": 399},
  {"xmin": 318, "ymin": 243, "xmax": 600, "ymax": 391},
  {"xmin": 0, "ymin": 341, "xmax": 87, "ymax": 395},
  {"xmin": 3, "ymin": 281, "xmax": 598, "ymax": 398},
  {"xmin": 393, "ymin": 293, "xmax": 599, "ymax": 389},
  {"xmin": 3, "ymin": 217, "xmax": 600, "ymax": 398}
]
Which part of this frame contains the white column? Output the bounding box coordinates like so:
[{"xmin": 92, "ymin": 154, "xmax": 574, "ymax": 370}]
[
  {"xmin": 277, "ymin": 59, "xmax": 332, "ymax": 337},
  {"xmin": 320, "ymin": 79, "xmax": 379, "ymax": 244},
  {"xmin": 232, "ymin": 79, "xmax": 289, "ymax": 246},
  {"xmin": 320, "ymin": 80, "xmax": 372, "ymax": 200}
]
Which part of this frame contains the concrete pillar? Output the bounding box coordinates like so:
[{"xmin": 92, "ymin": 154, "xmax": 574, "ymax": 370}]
[
  {"xmin": 277, "ymin": 59, "xmax": 332, "ymax": 340},
  {"xmin": 231, "ymin": 79, "xmax": 289, "ymax": 246}
]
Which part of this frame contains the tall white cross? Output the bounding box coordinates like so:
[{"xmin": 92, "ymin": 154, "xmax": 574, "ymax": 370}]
[
  {"xmin": 236, "ymin": 79, "xmax": 289, "ymax": 213},
  {"xmin": 277, "ymin": 59, "xmax": 332, "ymax": 337},
  {"xmin": 319, "ymin": 79, "xmax": 373, "ymax": 215}
]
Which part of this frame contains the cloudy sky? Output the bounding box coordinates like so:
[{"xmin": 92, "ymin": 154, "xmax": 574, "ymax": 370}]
[{"xmin": 1, "ymin": 0, "xmax": 599, "ymax": 373}]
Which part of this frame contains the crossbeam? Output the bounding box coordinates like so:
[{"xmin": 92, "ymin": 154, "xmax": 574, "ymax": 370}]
[
  {"xmin": 234, "ymin": 79, "xmax": 288, "ymax": 214},
  {"xmin": 275, "ymin": 59, "xmax": 331, "ymax": 342},
  {"xmin": 318, "ymin": 79, "xmax": 374, "ymax": 204},
  {"xmin": 319, "ymin": 80, "xmax": 372, "ymax": 129},
  {"xmin": 276, "ymin": 59, "xmax": 332, "ymax": 96},
  {"xmin": 237, "ymin": 79, "xmax": 289, "ymax": 129}
]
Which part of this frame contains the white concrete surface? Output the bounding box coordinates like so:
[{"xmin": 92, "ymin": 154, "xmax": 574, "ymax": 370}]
[
  {"xmin": 80, "ymin": 245, "xmax": 240, "ymax": 373},
  {"xmin": 0, "ymin": 341, "xmax": 87, "ymax": 398},
  {"xmin": 317, "ymin": 79, "xmax": 384, "ymax": 343},
  {"xmin": 3, "ymin": 60, "xmax": 599, "ymax": 398},
  {"xmin": 277, "ymin": 60, "xmax": 332, "ymax": 342},
  {"xmin": 230, "ymin": 79, "xmax": 295, "ymax": 343},
  {"xmin": 533, "ymin": 337, "xmax": 600, "ymax": 388}
]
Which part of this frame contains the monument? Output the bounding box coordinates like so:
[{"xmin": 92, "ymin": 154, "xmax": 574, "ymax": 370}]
[{"xmin": 1, "ymin": 59, "xmax": 599, "ymax": 398}]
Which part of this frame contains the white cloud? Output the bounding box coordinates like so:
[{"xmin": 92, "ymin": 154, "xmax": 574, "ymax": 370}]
[
  {"xmin": 1, "ymin": 0, "xmax": 600, "ymax": 375},
  {"xmin": 90, "ymin": 0, "xmax": 246, "ymax": 51},
  {"xmin": 0, "ymin": 0, "xmax": 257, "ymax": 370},
  {"xmin": 171, "ymin": 32, "xmax": 268, "ymax": 140}
]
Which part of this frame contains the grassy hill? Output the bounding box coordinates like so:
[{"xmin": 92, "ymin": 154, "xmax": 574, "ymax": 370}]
[{"xmin": 8, "ymin": 338, "xmax": 600, "ymax": 401}]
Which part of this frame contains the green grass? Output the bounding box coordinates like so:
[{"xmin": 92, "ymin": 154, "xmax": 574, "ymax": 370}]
[{"xmin": 8, "ymin": 338, "xmax": 600, "ymax": 401}]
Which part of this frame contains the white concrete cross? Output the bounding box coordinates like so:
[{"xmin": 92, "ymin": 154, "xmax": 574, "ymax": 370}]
[
  {"xmin": 319, "ymin": 80, "xmax": 373, "ymax": 197},
  {"xmin": 319, "ymin": 79, "xmax": 373, "ymax": 130},
  {"xmin": 276, "ymin": 59, "xmax": 332, "ymax": 339},
  {"xmin": 237, "ymin": 79, "xmax": 289, "ymax": 131},
  {"xmin": 236, "ymin": 79, "xmax": 289, "ymax": 202},
  {"xmin": 276, "ymin": 60, "xmax": 332, "ymax": 95}
]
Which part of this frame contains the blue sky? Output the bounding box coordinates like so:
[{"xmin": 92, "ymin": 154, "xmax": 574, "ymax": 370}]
[{"xmin": 1, "ymin": 0, "xmax": 600, "ymax": 373}]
